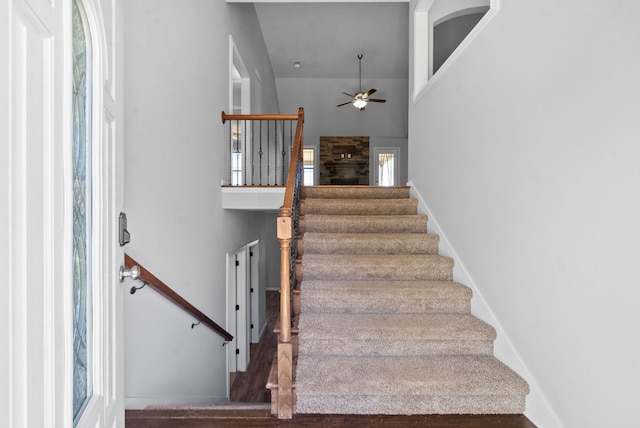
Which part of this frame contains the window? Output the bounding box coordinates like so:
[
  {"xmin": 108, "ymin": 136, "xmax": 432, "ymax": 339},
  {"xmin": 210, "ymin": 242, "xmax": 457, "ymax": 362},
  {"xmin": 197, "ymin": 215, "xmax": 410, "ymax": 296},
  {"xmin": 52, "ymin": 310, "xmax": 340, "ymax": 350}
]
[
  {"xmin": 303, "ymin": 147, "xmax": 315, "ymax": 186},
  {"xmin": 72, "ymin": 0, "xmax": 93, "ymax": 422},
  {"xmin": 231, "ymin": 151, "xmax": 243, "ymax": 186}
]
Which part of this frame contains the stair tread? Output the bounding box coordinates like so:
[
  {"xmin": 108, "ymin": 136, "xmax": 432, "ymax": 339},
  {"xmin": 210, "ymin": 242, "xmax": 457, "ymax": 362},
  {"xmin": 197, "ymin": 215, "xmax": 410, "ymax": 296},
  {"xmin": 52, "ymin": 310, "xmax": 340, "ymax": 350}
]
[
  {"xmin": 295, "ymin": 355, "xmax": 529, "ymax": 397},
  {"xmin": 298, "ymin": 313, "xmax": 495, "ymax": 341}
]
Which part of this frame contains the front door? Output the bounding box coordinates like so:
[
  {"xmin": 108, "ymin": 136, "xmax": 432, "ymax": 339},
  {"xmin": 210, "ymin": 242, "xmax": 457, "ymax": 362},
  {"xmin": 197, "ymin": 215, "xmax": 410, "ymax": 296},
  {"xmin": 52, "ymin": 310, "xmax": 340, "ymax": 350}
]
[{"xmin": 1, "ymin": 0, "xmax": 124, "ymax": 426}]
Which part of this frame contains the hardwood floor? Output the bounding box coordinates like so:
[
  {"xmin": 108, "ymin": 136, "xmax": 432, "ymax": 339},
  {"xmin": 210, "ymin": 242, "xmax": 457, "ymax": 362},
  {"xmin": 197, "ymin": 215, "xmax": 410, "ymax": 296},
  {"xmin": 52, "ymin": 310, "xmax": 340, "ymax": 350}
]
[
  {"xmin": 229, "ymin": 289, "xmax": 280, "ymax": 402},
  {"xmin": 126, "ymin": 408, "xmax": 537, "ymax": 428},
  {"xmin": 125, "ymin": 290, "xmax": 537, "ymax": 427}
]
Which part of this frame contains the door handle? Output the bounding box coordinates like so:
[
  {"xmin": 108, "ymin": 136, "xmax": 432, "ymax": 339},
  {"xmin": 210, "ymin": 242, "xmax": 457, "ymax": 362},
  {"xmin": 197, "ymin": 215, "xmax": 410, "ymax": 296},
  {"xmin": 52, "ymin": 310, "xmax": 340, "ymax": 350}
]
[{"xmin": 119, "ymin": 265, "xmax": 140, "ymax": 282}]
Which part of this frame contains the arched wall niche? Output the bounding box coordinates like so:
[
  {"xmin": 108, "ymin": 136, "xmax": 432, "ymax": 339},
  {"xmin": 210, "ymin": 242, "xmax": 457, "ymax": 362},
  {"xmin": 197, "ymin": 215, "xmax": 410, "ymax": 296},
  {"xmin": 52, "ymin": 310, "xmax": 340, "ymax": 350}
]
[{"xmin": 413, "ymin": 0, "xmax": 498, "ymax": 101}]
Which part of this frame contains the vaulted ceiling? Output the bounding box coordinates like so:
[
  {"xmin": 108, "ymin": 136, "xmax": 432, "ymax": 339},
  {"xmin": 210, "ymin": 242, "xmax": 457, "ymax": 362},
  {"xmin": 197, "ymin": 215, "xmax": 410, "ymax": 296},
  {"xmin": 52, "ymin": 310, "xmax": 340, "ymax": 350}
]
[{"xmin": 253, "ymin": 2, "xmax": 409, "ymax": 81}]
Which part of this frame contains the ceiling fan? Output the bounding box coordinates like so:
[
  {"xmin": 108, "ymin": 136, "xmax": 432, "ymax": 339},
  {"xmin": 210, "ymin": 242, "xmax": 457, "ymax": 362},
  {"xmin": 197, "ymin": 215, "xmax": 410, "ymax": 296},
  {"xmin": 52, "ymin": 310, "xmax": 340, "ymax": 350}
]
[{"xmin": 337, "ymin": 53, "xmax": 387, "ymax": 111}]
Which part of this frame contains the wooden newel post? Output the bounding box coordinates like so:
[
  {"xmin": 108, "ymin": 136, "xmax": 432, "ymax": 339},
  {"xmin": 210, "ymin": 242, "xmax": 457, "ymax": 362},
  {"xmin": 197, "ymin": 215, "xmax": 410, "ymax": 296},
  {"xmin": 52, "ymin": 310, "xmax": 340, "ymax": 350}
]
[
  {"xmin": 277, "ymin": 216, "xmax": 292, "ymax": 343},
  {"xmin": 276, "ymin": 214, "xmax": 293, "ymax": 418}
]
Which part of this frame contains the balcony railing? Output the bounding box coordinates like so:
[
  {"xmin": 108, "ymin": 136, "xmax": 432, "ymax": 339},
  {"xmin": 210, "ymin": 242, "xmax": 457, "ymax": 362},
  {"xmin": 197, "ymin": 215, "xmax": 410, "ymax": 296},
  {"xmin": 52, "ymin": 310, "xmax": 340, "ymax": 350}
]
[{"xmin": 221, "ymin": 111, "xmax": 302, "ymax": 186}]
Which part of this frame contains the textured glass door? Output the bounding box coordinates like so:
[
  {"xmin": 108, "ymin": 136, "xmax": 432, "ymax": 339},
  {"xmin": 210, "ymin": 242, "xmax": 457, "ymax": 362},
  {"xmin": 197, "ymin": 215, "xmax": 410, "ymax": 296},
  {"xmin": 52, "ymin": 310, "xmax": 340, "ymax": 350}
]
[
  {"xmin": 374, "ymin": 148, "xmax": 399, "ymax": 186},
  {"xmin": 72, "ymin": 0, "xmax": 124, "ymax": 425},
  {"xmin": 72, "ymin": 0, "xmax": 93, "ymax": 422}
]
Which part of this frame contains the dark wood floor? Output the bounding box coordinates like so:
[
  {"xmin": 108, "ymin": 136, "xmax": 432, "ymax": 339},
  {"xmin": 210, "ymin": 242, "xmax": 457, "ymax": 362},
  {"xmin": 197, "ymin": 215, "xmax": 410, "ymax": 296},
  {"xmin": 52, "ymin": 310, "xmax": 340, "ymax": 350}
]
[
  {"xmin": 126, "ymin": 408, "xmax": 537, "ymax": 427},
  {"xmin": 229, "ymin": 289, "xmax": 280, "ymax": 402},
  {"xmin": 126, "ymin": 290, "xmax": 537, "ymax": 427}
]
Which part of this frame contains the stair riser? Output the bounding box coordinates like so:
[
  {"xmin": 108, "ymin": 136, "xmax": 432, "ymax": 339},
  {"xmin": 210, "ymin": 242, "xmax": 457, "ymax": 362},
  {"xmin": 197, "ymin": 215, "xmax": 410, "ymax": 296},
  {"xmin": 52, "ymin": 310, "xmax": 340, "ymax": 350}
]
[
  {"xmin": 303, "ymin": 186, "xmax": 411, "ymax": 200},
  {"xmin": 303, "ymin": 235, "xmax": 439, "ymax": 255},
  {"xmin": 301, "ymin": 199, "xmax": 418, "ymax": 216},
  {"xmin": 299, "ymin": 339, "xmax": 494, "ymax": 357},
  {"xmin": 300, "ymin": 298, "xmax": 471, "ymax": 314},
  {"xmin": 302, "ymin": 264, "xmax": 453, "ymax": 282},
  {"xmin": 296, "ymin": 395, "xmax": 526, "ymax": 415},
  {"xmin": 302, "ymin": 216, "xmax": 428, "ymax": 234}
]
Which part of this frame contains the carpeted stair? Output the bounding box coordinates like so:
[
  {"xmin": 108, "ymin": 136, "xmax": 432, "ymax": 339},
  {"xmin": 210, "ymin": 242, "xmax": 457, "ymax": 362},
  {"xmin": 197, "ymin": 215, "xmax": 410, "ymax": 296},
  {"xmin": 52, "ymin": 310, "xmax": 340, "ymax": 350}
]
[{"xmin": 294, "ymin": 185, "xmax": 529, "ymax": 415}]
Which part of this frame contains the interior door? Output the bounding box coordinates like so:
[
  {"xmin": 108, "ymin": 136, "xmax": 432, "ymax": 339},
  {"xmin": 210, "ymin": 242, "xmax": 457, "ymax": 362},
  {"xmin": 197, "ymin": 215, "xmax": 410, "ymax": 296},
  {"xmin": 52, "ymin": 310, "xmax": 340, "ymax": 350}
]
[
  {"xmin": 227, "ymin": 246, "xmax": 250, "ymax": 375},
  {"xmin": 1, "ymin": 0, "xmax": 124, "ymax": 426}
]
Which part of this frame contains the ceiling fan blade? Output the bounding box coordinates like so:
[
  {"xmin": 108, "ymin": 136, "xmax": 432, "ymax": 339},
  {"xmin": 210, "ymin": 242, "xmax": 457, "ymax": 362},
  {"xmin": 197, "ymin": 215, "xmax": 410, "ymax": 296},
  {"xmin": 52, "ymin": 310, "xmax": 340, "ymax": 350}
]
[
  {"xmin": 342, "ymin": 92, "xmax": 355, "ymax": 98},
  {"xmin": 368, "ymin": 98, "xmax": 387, "ymax": 103},
  {"xmin": 337, "ymin": 101, "xmax": 352, "ymax": 107},
  {"xmin": 366, "ymin": 88, "xmax": 377, "ymax": 96}
]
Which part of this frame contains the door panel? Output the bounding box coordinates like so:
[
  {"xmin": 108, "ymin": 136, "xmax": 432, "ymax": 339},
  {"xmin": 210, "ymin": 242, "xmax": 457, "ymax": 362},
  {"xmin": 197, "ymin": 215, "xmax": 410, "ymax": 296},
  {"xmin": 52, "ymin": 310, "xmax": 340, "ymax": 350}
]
[{"xmin": 0, "ymin": 0, "xmax": 124, "ymax": 426}]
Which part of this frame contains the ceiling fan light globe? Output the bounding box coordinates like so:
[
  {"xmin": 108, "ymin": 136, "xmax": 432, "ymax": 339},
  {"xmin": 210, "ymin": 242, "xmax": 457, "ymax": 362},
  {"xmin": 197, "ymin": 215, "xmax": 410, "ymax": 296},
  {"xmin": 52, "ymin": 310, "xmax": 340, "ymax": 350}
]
[{"xmin": 353, "ymin": 98, "xmax": 367, "ymax": 109}]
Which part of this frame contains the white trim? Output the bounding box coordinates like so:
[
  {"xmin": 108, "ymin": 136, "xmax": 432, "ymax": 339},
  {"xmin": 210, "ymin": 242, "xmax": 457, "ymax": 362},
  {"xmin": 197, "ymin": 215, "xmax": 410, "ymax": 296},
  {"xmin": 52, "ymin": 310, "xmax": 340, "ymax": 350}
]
[
  {"xmin": 247, "ymin": 240, "xmax": 261, "ymax": 344},
  {"xmin": 407, "ymin": 181, "xmax": 563, "ymax": 428},
  {"xmin": 228, "ymin": 35, "xmax": 251, "ymax": 114},
  {"xmin": 225, "ymin": 251, "xmax": 239, "ymax": 375},
  {"xmin": 222, "ymin": 186, "xmax": 285, "ymax": 211}
]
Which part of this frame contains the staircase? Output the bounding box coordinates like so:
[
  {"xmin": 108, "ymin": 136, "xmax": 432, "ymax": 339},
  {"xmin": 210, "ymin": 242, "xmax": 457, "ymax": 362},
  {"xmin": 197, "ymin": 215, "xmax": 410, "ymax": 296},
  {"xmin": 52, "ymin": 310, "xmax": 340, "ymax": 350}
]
[{"xmin": 291, "ymin": 185, "xmax": 529, "ymax": 415}]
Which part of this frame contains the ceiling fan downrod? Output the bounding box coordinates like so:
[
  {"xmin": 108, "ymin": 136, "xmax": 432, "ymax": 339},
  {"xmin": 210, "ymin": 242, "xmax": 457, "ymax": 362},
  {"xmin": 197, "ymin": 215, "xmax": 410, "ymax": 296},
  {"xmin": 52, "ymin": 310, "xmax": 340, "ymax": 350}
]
[{"xmin": 358, "ymin": 53, "xmax": 363, "ymax": 93}]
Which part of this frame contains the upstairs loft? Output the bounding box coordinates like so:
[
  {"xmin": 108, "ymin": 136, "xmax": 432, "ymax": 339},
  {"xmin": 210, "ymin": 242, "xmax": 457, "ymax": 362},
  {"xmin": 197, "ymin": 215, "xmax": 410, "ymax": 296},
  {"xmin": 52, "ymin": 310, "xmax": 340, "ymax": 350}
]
[{"xmin": 221, "ymin": 110, "xmax": 407, "ymax": 211}]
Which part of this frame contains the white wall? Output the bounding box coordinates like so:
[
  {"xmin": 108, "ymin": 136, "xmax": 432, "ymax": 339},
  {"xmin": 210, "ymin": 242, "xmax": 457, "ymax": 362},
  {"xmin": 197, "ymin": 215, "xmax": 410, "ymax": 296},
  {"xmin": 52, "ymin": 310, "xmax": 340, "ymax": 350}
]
[
  {"xmin": 123, "ymin": 0, "xmax": 280, "ymax": 407},
  {"xmin": 409, "ymin": 1, "xmax": 640, "ymax": 427}
]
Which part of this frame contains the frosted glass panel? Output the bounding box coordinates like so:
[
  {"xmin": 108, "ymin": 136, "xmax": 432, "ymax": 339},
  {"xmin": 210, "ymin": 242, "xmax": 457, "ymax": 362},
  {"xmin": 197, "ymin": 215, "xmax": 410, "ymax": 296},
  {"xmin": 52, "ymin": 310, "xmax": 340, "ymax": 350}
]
[{"xmin": 378, "ymin": 153, "xmax": 395, "ymax": 186}]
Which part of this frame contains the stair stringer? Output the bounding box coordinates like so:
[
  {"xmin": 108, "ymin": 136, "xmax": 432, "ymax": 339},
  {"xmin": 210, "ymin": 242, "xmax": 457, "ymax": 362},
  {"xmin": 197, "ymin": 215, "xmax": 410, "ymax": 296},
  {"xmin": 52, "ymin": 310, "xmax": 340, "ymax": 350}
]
[{"xmin": 407, "ymin": 181, "xmax": 562, "ymax": 428}]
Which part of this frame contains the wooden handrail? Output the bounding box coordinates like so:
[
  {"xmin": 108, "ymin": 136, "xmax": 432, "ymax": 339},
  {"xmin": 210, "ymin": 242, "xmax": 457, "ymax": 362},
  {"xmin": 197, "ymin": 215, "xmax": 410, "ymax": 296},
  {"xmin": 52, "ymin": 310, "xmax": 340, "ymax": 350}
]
[
  {"xmin": 125, "ymin": 253, "xmax": 233, "ymax": 342},
  {"xmin": 280, "ymin": 108, "xmax": 306, "ymax": 219},
  {"xmin": 221, "ymin": 111, "xmax": 299, "ymax": 123}
]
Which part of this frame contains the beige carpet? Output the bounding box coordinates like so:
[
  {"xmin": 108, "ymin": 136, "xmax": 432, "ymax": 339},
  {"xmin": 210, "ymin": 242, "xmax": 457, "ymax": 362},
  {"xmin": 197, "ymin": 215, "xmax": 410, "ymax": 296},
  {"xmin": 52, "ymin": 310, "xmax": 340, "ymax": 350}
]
[{"xmin": 295, "ymin": 185, "xmax": 529, "ymax": 415}]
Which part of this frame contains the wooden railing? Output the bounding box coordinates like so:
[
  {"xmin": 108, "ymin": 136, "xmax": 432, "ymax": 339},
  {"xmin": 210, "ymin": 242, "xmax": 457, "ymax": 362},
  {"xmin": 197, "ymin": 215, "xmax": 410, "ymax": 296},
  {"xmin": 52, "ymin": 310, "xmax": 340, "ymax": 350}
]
[
  {"xmin": 275, "ymin": 107, "xmax": 305, "ymax": 419},
  {"xmin": 221, "ymin": 111, "xmax": 301, "ymax": 186},
  {"xmin": 125, "ymin": 254, "xmax": 233, "ymax": 342}
]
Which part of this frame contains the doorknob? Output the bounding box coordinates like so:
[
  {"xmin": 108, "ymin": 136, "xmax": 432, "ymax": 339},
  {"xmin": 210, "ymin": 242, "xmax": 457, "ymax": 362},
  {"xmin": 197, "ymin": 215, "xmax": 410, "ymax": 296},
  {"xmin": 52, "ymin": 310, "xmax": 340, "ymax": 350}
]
[{"xmin": 119, "ymin": 265, "xmax": 140, "ymax": 282}]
